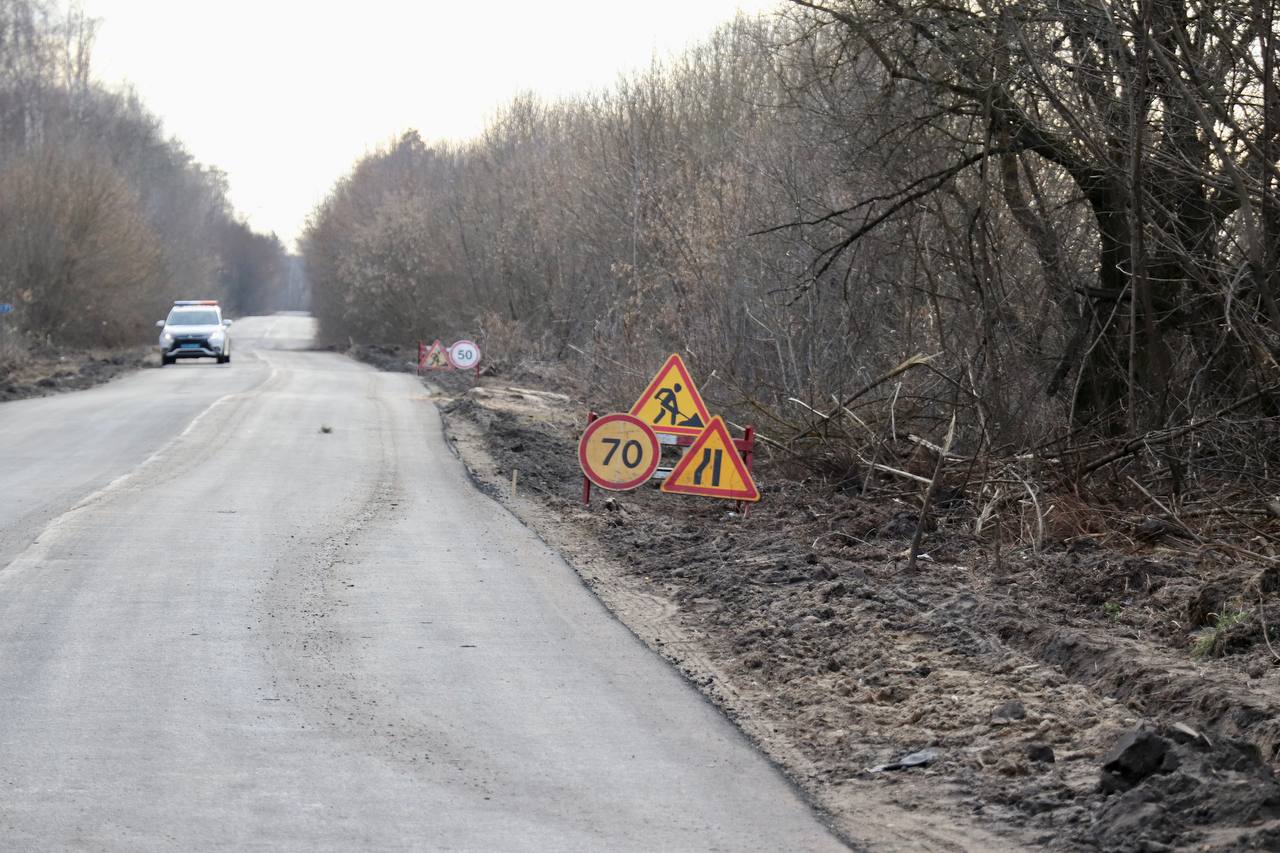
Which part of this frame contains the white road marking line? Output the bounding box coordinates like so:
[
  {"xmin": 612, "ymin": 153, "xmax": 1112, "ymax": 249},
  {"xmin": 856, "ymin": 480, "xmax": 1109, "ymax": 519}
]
[{"xmin": 0, "ymin": 356, "xmax": 282, "ymax": 581}]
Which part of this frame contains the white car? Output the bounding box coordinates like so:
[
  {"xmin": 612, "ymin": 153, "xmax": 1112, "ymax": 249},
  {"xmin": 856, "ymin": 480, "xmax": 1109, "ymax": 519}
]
[{"xmin": 157, "ymin": 300, "xmax": 233, "ymax": 366}]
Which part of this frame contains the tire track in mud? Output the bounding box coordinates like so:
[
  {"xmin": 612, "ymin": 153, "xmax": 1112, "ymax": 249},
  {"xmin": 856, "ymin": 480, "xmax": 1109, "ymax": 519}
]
[{"xmin": 993, "ymin": 614, "xmax": 1280, "ymax": 759}]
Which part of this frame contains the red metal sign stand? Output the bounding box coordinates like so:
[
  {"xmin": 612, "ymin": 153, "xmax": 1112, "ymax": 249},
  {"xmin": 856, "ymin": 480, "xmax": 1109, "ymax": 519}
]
[{"xmin": 581, "ymin": 411, "xmax": 599, "ymax": 505}]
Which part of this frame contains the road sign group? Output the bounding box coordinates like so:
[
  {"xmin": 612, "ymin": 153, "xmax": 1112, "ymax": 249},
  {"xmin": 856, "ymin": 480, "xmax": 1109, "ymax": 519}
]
[
  {"xmin": 578, "ymin": 353, "xmax": 759, "ymax": 503},
  {"xmin": 418, "ymin": 339, "xmax": 482, "ymax": 373}
]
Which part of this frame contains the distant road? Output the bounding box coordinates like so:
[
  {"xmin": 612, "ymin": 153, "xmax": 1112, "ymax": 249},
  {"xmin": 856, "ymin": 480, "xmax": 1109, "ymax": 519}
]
[{"xmin": 0, "ymin": 315, "xmax": 847, "ymax": 852}]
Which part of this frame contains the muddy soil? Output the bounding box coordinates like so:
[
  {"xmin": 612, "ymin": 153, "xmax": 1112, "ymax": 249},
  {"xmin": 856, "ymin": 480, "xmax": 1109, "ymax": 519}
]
[
  {"xmin": 344, "ymin": 342, "xmax": 572, "ymax": 394},
  {"xmin": 0, "ymin": 346, "xmax": 151, "ymax": 403},
  {"xmin": 387, "ymin": 350, "xmax": 1280, "ymax": 851}
]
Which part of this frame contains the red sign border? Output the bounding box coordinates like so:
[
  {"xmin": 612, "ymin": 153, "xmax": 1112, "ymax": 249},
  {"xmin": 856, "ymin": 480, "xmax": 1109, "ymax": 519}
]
[
  {"xmin": 578, "ymin": 413, "xmax": 661, "ymax": 491},
  {"xmin": 660, "ymin": 416, "xmax": 760, "ymax": 501},
  {"xmin": 628, "ymin": 353, "xmax": 713, "ymax": 438},
  {"xmin": 421, "ymin": 339, "xmax": 450, "ymax": 370},
  {"xmin": 447, "ymin": 339, "xmax": 481, "ymax": 370}
]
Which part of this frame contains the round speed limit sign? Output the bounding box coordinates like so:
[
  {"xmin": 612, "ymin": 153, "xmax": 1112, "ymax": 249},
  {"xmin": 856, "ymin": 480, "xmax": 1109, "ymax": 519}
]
[
  {"xmin": 578, "ymin": 413, "xmax": 660, "ymax": 491},
  {"xmin": 448, "ymin": 339, "xmax": 481, "ymax": 370}
]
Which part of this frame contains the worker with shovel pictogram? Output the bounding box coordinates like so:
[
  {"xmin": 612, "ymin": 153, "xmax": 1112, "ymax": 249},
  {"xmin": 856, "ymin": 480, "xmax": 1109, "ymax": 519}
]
[
  {"xmin": 653, "ymin": 383, "xmax": 704, "ymax": 430},
  {"xmin": 629, "ymin": 354, "xmax": 714, "ymax": 438}
]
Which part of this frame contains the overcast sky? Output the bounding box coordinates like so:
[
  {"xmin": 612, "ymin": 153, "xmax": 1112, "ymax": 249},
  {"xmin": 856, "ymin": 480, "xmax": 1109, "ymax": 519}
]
[{"xmin": 80, "ymin": 0, "xmax": 779, "ymax": 249}]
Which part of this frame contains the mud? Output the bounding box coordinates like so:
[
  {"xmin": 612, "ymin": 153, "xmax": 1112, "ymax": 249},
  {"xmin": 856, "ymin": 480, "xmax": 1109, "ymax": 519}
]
[
  {"xmin": 0, "ymin": 346, "xmax": 151, "ymax": 403},
  {"xmin": 432, "ymin": 377, "xmax": 1280, "ymax": 851}
]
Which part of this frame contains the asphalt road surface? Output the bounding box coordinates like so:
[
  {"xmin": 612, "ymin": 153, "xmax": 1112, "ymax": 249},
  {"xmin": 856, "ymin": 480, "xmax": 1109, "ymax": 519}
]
[{"xmin": 0, "ymin": 315, "xmax": 848, "ymax": 852}]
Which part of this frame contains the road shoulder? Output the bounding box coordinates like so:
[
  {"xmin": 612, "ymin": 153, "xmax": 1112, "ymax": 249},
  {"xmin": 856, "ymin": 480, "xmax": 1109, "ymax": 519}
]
[
  {"xmin": 0, "ymin": 346, "xmax": 151, "ymax": 404},
  {"xmin": 436, "ymin": 383, "xmax": 1032, "ymax": 853}
]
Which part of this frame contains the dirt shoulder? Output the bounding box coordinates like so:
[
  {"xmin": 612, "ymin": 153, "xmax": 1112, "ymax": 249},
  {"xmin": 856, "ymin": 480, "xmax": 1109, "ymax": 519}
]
[
  {"xmin": 384, "ymin": 347, "xmax": 1280, "ymax": 851},
  {"xmin": 0, "ymin": 345, "xmax": 152, "ymax": 404}
]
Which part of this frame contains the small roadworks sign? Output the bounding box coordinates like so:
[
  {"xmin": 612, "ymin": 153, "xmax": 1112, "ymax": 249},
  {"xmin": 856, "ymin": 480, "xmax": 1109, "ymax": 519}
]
[
  {"xmin": 419, "ymin": 340, "xmax": 450, "ymax": 371},
  {"xmin": 661, "ymin": 416, "xmax": 760, "ymax": 502}
]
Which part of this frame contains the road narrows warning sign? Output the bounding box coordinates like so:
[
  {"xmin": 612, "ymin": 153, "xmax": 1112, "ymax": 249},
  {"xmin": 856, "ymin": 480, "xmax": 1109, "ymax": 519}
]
[
  {"xmin": 578, "ymin": 413, "xmax": 661, "ymax": 491},
  {"xmin": 629, "ymin": 353, "xmax": 712, "ymax": 438},
  {"xmin": 420, "ymin": 340, "xmax": 450, "ymax": 371},
  {"xmin": 661, "ymin": 416, "xmax": 760, "ymax": 501}
]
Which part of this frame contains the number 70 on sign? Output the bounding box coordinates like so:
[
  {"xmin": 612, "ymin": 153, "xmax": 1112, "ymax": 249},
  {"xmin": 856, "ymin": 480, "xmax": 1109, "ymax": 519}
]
[{"xmin": 577, "ymin": 413, "xmax": 661, "ymax": 491}]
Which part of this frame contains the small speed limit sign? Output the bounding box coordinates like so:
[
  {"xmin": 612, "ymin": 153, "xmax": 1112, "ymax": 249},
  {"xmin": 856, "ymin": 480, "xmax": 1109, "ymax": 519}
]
[
  {"xmin": 448, "ymin": 339, "xmax": 481, "ymax": 370},
  {"xmin": 578, "ymin": 413, "xmax": 660, "ymax": 491}
]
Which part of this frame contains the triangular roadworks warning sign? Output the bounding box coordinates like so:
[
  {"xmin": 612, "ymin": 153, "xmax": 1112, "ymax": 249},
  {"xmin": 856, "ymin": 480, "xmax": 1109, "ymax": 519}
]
[
  {"xmin": 630, "ymin": 353, "xmax": 712, "ymax": 438},
  {"xmin": 421, "ymin": 339, "xmax": 450, "ymax": 370},
  {"xmin": 661, "ymin": 416, "xmax": 760, "ymax": 501}
]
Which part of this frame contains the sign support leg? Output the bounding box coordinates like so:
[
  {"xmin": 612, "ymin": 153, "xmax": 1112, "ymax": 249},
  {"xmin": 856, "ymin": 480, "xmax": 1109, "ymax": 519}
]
[
  {"xmin": 740, "ymin": 425, "xmax": 755, "ymax": 518},
  {"xmin": 581, "ymin": 411, "xmax": 599, "ymax": 505}
]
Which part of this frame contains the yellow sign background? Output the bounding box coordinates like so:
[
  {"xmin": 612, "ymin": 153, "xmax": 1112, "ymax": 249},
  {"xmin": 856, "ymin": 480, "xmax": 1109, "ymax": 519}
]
[
  {"xmin": 578, "ymin": 414, "xmax": 661, "ymax": 491},
  {"xmin": 629, "ymin": 353, "xmax": 712, "ymax": 437},
  {"xmin": 422, "ymin": 340, "xmax": 450, "ymax": 370},
  {"xmin": 661, "ymin": 416, "xmax": 760, "ymax": 501}
]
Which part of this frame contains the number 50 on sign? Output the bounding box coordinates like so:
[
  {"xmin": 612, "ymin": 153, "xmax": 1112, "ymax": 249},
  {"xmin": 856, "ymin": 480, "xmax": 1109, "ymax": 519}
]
[
  {"xmin": 448, "ymin": 339, "xmax": 481, "ymax": 370},
  {"xmin": 578, "ymin": 413, "xmax": 660, "ymax": 491}
]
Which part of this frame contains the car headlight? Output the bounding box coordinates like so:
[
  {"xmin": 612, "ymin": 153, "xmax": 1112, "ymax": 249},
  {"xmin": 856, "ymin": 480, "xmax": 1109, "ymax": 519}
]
[
  {"xmin": 162, "ymin": 332, "xmax": 174, "ymax": 343},
  {"xmin": 208, "ymin": 331, "xmax": 225, "ymax": 345}
]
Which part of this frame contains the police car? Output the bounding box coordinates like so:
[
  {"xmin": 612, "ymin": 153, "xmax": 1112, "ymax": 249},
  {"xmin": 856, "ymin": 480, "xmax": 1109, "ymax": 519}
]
[{"xmin": 156, "ymin": 300, "xmax": 233, "ymax": 366}]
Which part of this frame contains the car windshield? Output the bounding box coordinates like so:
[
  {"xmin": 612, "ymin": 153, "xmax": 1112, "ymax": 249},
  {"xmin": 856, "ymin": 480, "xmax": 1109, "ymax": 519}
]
[{"xmin": 167, "ymin": 310, "xmax": 219, "ymax": 326}]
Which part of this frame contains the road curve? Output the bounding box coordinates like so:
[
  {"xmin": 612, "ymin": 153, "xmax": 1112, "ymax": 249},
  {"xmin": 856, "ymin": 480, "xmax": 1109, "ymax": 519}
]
[{"xmin": 0, "ymin": 315, "xmax": 848, "ymax": 852}]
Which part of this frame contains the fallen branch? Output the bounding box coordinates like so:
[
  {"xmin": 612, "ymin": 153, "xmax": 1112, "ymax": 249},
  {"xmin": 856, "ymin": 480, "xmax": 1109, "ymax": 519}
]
[
  {"xmin": 906, "ymin": 432, "xmax": 969, "ymax": 462},
  {"xmin": 791, "ymin": 354, "xmax": 937, "ymax": 442},
  {"xmin": 1080, "ymin": 385, "xmax": 1280, "ymax": 476},
  {"xmin": 1127, "ymin": 475, "xmax": 1204, "ymax": 544},
  {"xmin": 864, "ymin": 460, "xmax": 933, "ymax": 485},
  {"xmin": 908, "ymin": 411, "xmax": 956, "ymax": 571}
]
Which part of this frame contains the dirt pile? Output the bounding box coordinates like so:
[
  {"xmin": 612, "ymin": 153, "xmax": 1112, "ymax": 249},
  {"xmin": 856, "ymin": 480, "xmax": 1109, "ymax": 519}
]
[
  {"xmin": 0, "ymin": 348, "xmax": 150, "ymax": 403},
  {"xmin": 434, "ymin": 381, "xmax": 1280, "ymax": 851},
  {"xmin": 1091, "ymin": 725, "xmax": 1280, "ymax": 850},
  {"xmin": 344, "ymin": 343, "xmax": 416, "ymax": 374}
]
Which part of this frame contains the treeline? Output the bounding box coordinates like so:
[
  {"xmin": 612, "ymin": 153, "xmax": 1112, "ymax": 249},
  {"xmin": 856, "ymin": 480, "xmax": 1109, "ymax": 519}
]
[
  {"xmin": 304, "ymin": 1, "xmax": 1280, "ymax": 497},
  {"xmin": 0, "ymin": 0, "xmax": 287, "ymax": 349}
]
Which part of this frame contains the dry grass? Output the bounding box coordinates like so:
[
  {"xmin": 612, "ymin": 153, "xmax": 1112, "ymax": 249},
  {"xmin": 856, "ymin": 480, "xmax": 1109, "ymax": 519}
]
[{"xmin": 0, "ymin": 323, "xmax": 29, "ymax": 374}]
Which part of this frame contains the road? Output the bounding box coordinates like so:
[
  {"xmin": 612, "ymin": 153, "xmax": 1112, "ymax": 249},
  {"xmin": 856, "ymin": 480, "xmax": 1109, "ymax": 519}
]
[{"xmin": 0, "ymin": 315, "xmax": 848, "ymax": 852}]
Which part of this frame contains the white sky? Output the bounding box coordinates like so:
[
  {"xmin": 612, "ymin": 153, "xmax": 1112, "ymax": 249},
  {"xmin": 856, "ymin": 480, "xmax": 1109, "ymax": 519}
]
[{"xmin": 80, "ymin": 0, "xmax": 780, "ymax": 249}]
